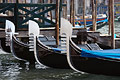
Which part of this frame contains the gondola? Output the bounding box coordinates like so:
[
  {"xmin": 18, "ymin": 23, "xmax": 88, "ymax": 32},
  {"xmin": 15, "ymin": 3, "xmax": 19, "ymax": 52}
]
[
  {"xmin": 29, "ymin": 19, "xmax": 96, "ymax": 69},
  {"xmin": 0, "ymin": 38, "xmax": 11, "ymax": 53},
  {"xmin": 31, "ymin": 18, "xmax": 120, "ymax": 76},
  {"xmin": 69, "ymin": 38, "xmax": 120, "ymax": 76},
  {"xmin": 34, "ymin": 35, "xmax": 70, "ymax": 69},
  {"xmin": 75, "ymin": 18, "xmax": 108, "ymax": 29},
  {"xmin": 67, "ymin": 19, "xmax": 120, "ymax": 76},
  {"xmin": 28, "ymin": 19, "xmax": 83, "ymax": 69},
  {"xmin": 6, "ymin": 20, "xmax": 36, "ymax": 63},
  {"xmin": 0, "ymin": 20, "xmax": 13, "ymax": 53},
  {"xmin": 10, "ymin": 35, "xmax": 36, "ymax": 63}
]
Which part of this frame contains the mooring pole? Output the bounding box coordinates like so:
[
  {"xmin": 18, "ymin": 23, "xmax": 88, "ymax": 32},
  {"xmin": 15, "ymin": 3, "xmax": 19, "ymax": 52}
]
[
  {"xmin": 0, "ymin": 0, "xmax": 2, "ymax": 3},
  {"xmin": 14, "ymin": 0, "xmax": 19, "ymax": 32},
  {"xmin": 25, "ymin": 0, "xmax": 26, "ymax": 3},
  {"xmin": 63, "ymin": 0, "xmax": 67, "ymax": 19},
  {"xmin": 92, "ymin": 0, "xmax": 96, "ymax": 31},
  {"xmin": 9, "ymin": 0, "xmax": 14, "ymax": 15},
  {"xmin": 50, "ymin": 0, "xmax": 53, "ymax": 21},
  {"xmin": 70, "ymin": 0, "xmax": 75, "ymax": 27},
  {"xmin": 95, "ymin": 0, "xmax": 97, "ymax": 29},
  {"xmin": 65, "ymin": 0, "xmax": 67, "ymax": 19},
  {"xmin": 3, "ymin": 0, "xmax": 4, "ymax": 2},
  {"xmin": 70, "ymin": 0, "xmax": 73, "ymax": 24},
  {"xmin": 108, "ymin": 0, "xmax": 111, "ymax": 35},
  {"xmin": 59, "ymin": 0, "xmax": 62, "ymax": 28},
  {"xmin": 11, "ymin": 0, "xmax": 14, "ymax": 3},
  {"xmin": 110, "ymin": 0, "xmax": 115, "ymax": 49},
  {"xmin": 73, "ymin": 0, "xmax": 75, "ymax": 27},
  {"xmin": 55, "ymin": 0, "xmax": 60, "ymax": 46},
  {"xmin": 83, "ymin": 0, "xmax": 86, "ymax": 28}
]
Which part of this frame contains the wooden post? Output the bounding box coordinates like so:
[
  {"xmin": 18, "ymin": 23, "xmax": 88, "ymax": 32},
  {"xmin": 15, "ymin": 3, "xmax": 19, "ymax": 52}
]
[
  {"xmin": 70, "ymin": 0, "xmax": 73, "ymax": 23},
  {"xmin": 19, "ymin": 0, "xmax": 22, "ymax": 3},
  {"xmin": 8, "ymin": 0, "xmax": 10, "ymax": 15},
  {"xmin": 39, "ymin": 0, "xmax": 42, "ymax": 23},
  {"xmin": 25, "ymin": 0, "xmax": 26, "ymax": 3},
  {"xmin": 42, "ymin": 0, "xmax": 45, "ymax": 24},
  {"xmin": 38, "ymin": 0, "xmax": 44, "ymax": 22},
  {"xmin": 108, "ymin": 0, "xmax": 111, "ymax": 35},
  {"xmin": 11, "ymin": 0, "xmax": 14, "ymax": 3},
  {"xmin": 47, "ymin": 0, "xmax": 52, "ymax": 21},
  {"xmin": 83, "ymin": 0, "xmax": 86, "ymax": 28},
  {"xmin": 14, "ymin": 0, "xmax": 19, "ymax": 31},
  {"xmin": 3, "ymin": 0, "xmax": 5, "ymax": 3},
  {"xmin": 59, "ymin": 0, "xmax": 62, "ymax": 28},
  {"xmin": 0, "ymin": 0, "xmax": 2, "ymax": 3},
  {"xmin": 55, "ymin": 0, "xmax": 60, "ymax": 45},
  {"xmin": 110, "ymin": 0, "xmax": 115, "ymax": 49},
  {"xmin": 92, "ymin": 0, "xmax": 96, "ymax": 31},
  {"xmin": 63, "ymin": 0, "xmax": 67, "ymax": 19},
  {"xmin": 95, "ymin": 0, "xmax": 97, "ymax": 29},
  {"xmin": 63, "ymin": 0, "xmax": 65, "ymax": 18},
  {"xmin": 73, "ymin": 0, "xmax": 75, "ymax": 27},
  {"xmin": 50, "ymin": 0, "xmax": 53, "ymax": 21},
  {"xmin": 70, "ymin": 0, "xmax": 75, "ymax": 27},
  {"xmin": 65, "ymin": 0, "xmax": 67, "ymax": 19}
]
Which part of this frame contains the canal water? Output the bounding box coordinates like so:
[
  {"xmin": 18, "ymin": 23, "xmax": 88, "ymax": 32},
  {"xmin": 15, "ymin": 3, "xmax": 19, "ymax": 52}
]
[
  {"xmin": 0, "ymin": 22, "xmax": 120, "ymax": 80},
  {"xmin": 97, "ymin": 21, "xmax": 120, "ymax": 36}
]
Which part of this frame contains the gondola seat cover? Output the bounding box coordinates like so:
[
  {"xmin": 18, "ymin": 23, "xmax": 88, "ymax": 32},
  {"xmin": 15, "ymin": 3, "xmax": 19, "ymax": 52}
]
[{"xmin": 81, "ymin": 49, "xmax": 120, "ymax": 59}]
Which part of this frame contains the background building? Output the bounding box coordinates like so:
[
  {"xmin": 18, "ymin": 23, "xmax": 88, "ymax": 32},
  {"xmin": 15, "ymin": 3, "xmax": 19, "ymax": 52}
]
[
  {"xmin": 67, "ymin": 0, "xmax": 120, "ymax": 16},
  {"xmin": 1, "ymin": 0, "xmax": 120, "ymax": 17}
]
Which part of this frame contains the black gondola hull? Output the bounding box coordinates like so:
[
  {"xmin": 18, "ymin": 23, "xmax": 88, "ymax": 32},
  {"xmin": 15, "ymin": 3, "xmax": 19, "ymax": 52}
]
[
  {"xmin": 36, "ymin": 40, "xmax": 70, "ymax": 69},
  {"xmin": 70, "ymin": 40, "xmax": 120, "ymax": 76},
  {"xmin": 0, "ymin": 38, "xmax": 11, "ymax": 53},
  {"xmin": 11, "ymin": 36, "xmax": 36, "ymax": 63},
  {"xmin": 36, "ymin": 38, "xmax": 120, "ymax": 76}
]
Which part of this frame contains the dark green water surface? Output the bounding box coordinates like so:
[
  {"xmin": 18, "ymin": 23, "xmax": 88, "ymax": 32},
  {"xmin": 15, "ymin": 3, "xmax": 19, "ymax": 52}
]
[{"xmin": 0, "ymin": 52, "xmax": 120, "ymax": 80}]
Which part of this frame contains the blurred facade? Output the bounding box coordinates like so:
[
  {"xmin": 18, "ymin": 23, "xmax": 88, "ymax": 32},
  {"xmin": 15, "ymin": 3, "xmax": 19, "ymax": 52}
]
[
  {"xmin": 67, "ymin": 0, "xmax": 120, "ymax": 16},
  {"xmin": 1, "ymin": 0, "xmax": 120, "ymax": 16}
]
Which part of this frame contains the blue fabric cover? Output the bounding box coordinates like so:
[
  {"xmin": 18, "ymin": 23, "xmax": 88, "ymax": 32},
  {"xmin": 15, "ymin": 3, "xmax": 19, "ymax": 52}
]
[
  {"xmin": 81, "ymin": 49, "xmax": 120, "ymax": 59},
  {"xmin": 52, "ymin": 48, "xmax": 64, "ymax": 52}
]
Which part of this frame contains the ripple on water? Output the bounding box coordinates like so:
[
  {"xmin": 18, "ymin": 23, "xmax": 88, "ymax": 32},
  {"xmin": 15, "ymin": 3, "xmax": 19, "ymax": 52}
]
[{"xmin": 97, "ymin": 22, "xmax": 120, "ymax": 36}]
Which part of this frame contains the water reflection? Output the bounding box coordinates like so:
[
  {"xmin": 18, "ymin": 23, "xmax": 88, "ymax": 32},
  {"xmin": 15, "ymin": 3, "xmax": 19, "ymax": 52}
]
[
  {"xmin": 1, "ymin": 38, "xmax": 120, "ymax": 80},
  {"xmin": 97, "ymin": 22, "xmax": 120, "ymax": 36},
  {"xmin": 0, "ymin": 51, "xmax": 84, "ymax": 80}
]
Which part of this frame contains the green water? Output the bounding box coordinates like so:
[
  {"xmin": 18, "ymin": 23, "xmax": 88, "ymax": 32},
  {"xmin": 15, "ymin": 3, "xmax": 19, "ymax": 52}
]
[
  {"xmin": 0, "ymin": 52, "xmax": 120, "ymax": 80},
  {"xmin": 97, "ymin": 21, "xmax": 120, "ymax": 36},
  {"xmin": 0, "ymin": 22, "xmax": 120, "ymax": 80}
]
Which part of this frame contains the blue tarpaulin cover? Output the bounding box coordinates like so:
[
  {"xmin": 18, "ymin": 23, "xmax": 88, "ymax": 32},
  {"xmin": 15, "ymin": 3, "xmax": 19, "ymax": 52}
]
[
  {"xmin": 81, "ymin": 49, "xmax": 120, "ymax": 59},
  {"xmin": 52, "ymin": 48, "xmax": 64, "ymax": 52}
]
